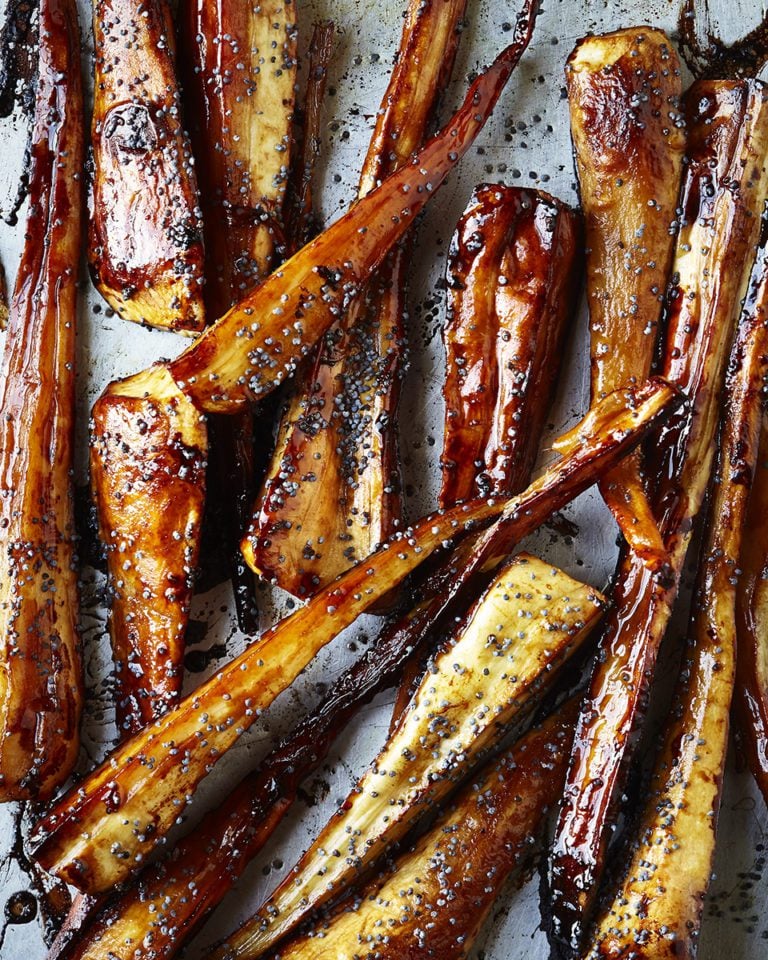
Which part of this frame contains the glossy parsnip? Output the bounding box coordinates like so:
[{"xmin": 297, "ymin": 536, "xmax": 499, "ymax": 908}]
[
  {"xmin": 0, "ymin": 0, "xmax": 84, "ymax": 802},
  {"xmin": 258, "ymin": 700, "xmax": 580, "ymax": 960},
  {"xmin": 46, "ymin": 581, "xmax": 450, "ymax": 960},
  {"xmin": 439, "ymin": 183, "xmax": 581, "ymax": 506},
  {"xmin": 566, "ymin": 28, "xmax": 685, "ymax": 564},
  {"xmin": 548, "ymin": 78, "xmax": 768, "ymax": 955},
  {"xmin": 89, "ymin": 0, "xmax": 205, "ymax": 333},
  {"xmin": 89, "ymin": 366, "xmax": 207, "ymax": 737},
  {"xmin": 180, "ymin": 0, "xmax": 298, "ymax": 634},
  {"xmin": 166, "ymin": 27, "xmax": 538, "ymax": 415},
  {"xmin": 32, "ymin": 379, "xmax": 679, "ymax": 894},
  {"xmin": 585, "ymin": 203, "xmax": 768, "ymax": 960},
  {"xmin": 212, "ymin": 556, "xmax": 606, "ymax": 960},
  {"xmin": 736, "ymin": 410, "xmax": 768, "ymax": 807},
  {"xmin": 245, "ymin": 0, "xmax": 472, "ymax": 596}
]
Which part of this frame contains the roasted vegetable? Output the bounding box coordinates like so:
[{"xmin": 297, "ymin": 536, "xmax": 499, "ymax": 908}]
[
  {"xmin": 33, "ymin": 379, "xmax": 679, "ymax": 894},
  {"xmin": 548, "ymin": 77, "xmax": 768, "ymax": 955},
  {"xmin": 244, "ymin": 0, "xmax": 471, "ymax": 596},
  {"xmin": 258, "ymin": 699, "xmax": 581, "ymax": 960},
  {"xmin": 89, "ymin": 366, "xmax": 207, "ymax": 737},
  {"xmin": 566, "ymin": 28, "xmax": 685, "ymax": 565},
  {"xmin": 166, "ymin": 21, "xmax": 538, "ymax": 415},
  {"xmin": 0, "ymin": 0, "xmax": 84, "ymax": 802},
  {"xmin": 212, "ymin": 555, "xmax": 606, "ymax": 960},
  {"xmin": 736, "ymin": 411, "xmax": 768, "ymax": 807},
  {"xmin": 43, "ymin": 556, "xmax": 485, "ymax": 960},
  {"xmin": 180, "ymin": 0, "xmax": 298, "ymax": 633},
  {"xmin": 0, "ymin": 257, "xmax": 8, "ymax": 327},
  {"xmin": 439, "ymin": 183, "xmax": 581, "ymax": 506},
  {"xmin": 89, "ymin": 0, "xmax": 205, "ymax": 333},
  {"xmin": 585, "ymin": 200, "xmax": 768, "ymax": 960}
]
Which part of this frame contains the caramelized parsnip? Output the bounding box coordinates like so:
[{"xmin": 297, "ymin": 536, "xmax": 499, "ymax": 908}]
[
  {"xmin": 33, "ymin": 379, "xmax": 679, "ymax": 894},
  {"xmin": 89, "ymin": 366, "xmax": 207, "ymax": 737},
  {"xmin": 586, "ymin": 202, "xmax": 768, "ymax": 960},
  {"xmin": 89, "ymin": 0, "xmax": 205, "ymax": 333},
  {"xmin": 166, "ymin": 26, "xmax": 539, "ymax": 414},
  {"xmin": 566, "ymin": 28, "xmax": 685, "ymax": 564},
  {"xmin": 212, "ymin": 557, "xmax": 606, "ymax": 960},
  {"xmin": 439, "ymin": 183, "xmax": 581, "ymax": 506},
  {"xmin": 0, "ymin": 0, "xmax": 84, "ymax": 801},
  {"xmin": 548, "ymin": 78, "xmax": 768, "ymax": 954},
  {"xmin": 256, "ymin": 700, "xmax": 580, "ymax": 960}
]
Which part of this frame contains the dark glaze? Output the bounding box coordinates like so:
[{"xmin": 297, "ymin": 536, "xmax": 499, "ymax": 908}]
[
  {"xmin": 678, "ymin": 0, "xmax": 768, "ymax": 80},
  {"xmin": 179, "ymin": 1, "xmax": 297, "ymax": 634},
  {"xmin": 47, "ymin": 561, "xmax": 446, "ymax": 960},
  {"xmin": 0, "ymin": 0, "xmax": 84, "ymax": 802},
  {"xmin": 167, "ymin": 9, "xmax": 539, "ymax": 414},
  {"xmin": 89, "ymin": 0, "xmax": 205, "ymax": 333},
  {"xmin": 587, "ymin": 204, "xmax": 768, "ymax": 960},
  {"xmin": 566, "ymin": 27, "xmax": 685, "ymax": 564},
  {"xmin": 30, "ymin": 379, "xmax": 679, "ymax": 895},
  {"xmin": 271, "ymin": 702, "xmax": 580, "ymax": 960},
  {"xmin": 90, "ymin": 368, "xmax": 207, "ymax": 739},
  {"xmin": 244, "ymin": 0, "xmax": 470, "ymax": 599},
  {"xmin": 0, "ymin": 0, "xmax": 36, "ymax": 118},
  {"xmin": 548, "ymin": 79, "xmax": 768, "ymax": 957},
  {"xmin": 440, "ymin": 183, "xmax": 580, "ymax": 506}
]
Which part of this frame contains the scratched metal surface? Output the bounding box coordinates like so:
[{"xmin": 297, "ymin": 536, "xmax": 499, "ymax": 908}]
[{"xmin": 0, "ymin": 0, "xmax": 766, "ymax": 957}]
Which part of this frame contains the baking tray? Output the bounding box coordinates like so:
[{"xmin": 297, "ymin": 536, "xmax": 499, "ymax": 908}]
[{"xmin": 0, "ymin": 0, "xmax": 766, "ymax": 957}]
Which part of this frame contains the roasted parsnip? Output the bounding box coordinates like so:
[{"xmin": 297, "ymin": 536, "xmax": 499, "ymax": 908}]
[
  {"xmin": 736, "ymin": 410, "xmax": 768, "ymax": 807},
  {"xmin": 0, "ymin": 257, "xmax": 8, "ymax": 327},
  {"xmin": 45, "ymin": 581, "xmax": 450, "ymax": 960},
  {"xmin": 439, "ymin": 183, "xmax": 581, "ymax": 506},
  {"xmin": 89, "ymin": 366, "xmax": 207, "ymax": 737},
  {"xmin": 180, "ymin": 0, "xmax": 298, "ymax": 633},
  {"xmin": 166, "ymin": 27, "xmax": 538, "ymax": 415},
  {"xmin": 585, "ymin": 203, "xmax": 768, "ymax": 960},
  {"xmin": 0, "ymin": 0, "xmax": 84, "ymax": 802},
  {"xmin": 89, "ymin": 0, "xmax": 205, "ymax": 333},
  {"xmin": 33, "ymin": 379, "xmax": 679, "ymax": 894},
  {"xmin": 566, "ymin": 28, "xmax": 685, "ymax": 565},
  {"xmin": 87, "ymin": 31, "xmax": 516, "ymax": 734},
  {"xmin": 548, "ymin": 78, "xmax": 768, "ymax": 954},
  {"xmin": 259, "ymin": 700, "xmax": 580, "ymax": 960},
  {"xmin": 244, "ymin": 0, "xmax": 472, "ymax": 595},
  {"xmin": 212, "ymin": 556, "xmax": 606, "ymax": 960}
]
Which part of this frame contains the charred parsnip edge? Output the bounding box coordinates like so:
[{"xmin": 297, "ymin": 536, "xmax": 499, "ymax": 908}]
[
  {"xmin": 33, "ymin": 378, "xmax": 680, "ymax": 894},
  {"xmin": 566, "ymin": 27, "xmax": 685, "ymax": 565},
  {"xmin": 0, "ymin": 0, "xmax": 84, "ymax": 802},
  {"xmin": 547, "ymin": 77, "xmax": 768, "ymax": 955}
]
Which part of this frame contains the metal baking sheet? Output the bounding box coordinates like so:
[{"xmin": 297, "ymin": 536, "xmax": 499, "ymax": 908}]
[{"xmin": 0, "ymin": 0, "xmax": 766, "ymax": 957}]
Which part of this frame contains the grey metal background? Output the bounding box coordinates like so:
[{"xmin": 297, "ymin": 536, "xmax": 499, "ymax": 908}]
[{"xmin": 0, "ymin": 0, "xmax": 766, "ymax": 957}]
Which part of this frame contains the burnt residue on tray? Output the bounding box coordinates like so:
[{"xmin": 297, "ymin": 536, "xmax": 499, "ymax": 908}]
[
  {"xmin": 678, "ymin": 0, "xmax": 768, "ymax": 79},
  {"xmin": 0, "ymin": 0, "xmax": 37, "ymax": 118}
]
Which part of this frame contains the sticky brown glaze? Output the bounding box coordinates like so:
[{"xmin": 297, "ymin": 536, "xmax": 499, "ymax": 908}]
[
  {"xmin": 585, "ymin": 203, "xmax": 768, "ymax": 960},
  {"xmin": 678, "ymin": 0, "xmax": 768, "ymax": 81},
  {"xmin": 243, "ymin": 0, "xmax": 471, "ymax": 597},
  {"xmin": 179, "ymin": 0, "xmax": 298, "ymax": 634},
  {"xmin": 566, "ymin": 28, "xmax": 685, "ymax": 565},
  {"xmin": 89, "ymin": 0, "xmax": 205, "ymax": 333},
  {"xmin": 258, "ymin": 701, "xmax": 580, "ymax": 960},
  {"xmin": 0, "ymin": 256, "xmax": 8, "ymax": 327},
  {"xmin": 548, "ymin": 78, "xmax": 768, "ymax": 956},
  {"xmin": 735, "ymin": 234, "xmax": 768, "ymax": 811},
  {"xmin": 211, "ymin": 557, "xmax": 606, "ymax": 960},
  {"xmin": 30, "ymin": 379, "xmax": 679, "ymax": 895},
  {"xmin": 89, "ymin": 366, "xmax": 207, "ymax": 739},
  {"xmin": 439, "ymin": 183, "xmax": 581, "ymax": 507},
  {"xmin": 44, "ymin": 570, "xmax": 454, "ymax": 960},
  {"xmin": 166, "ymin": 16, "xmax": 538, "ymax": 415},
  {"xmin": 0, "ymin": 0, "xmax": 84, "ymax": 801}
]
